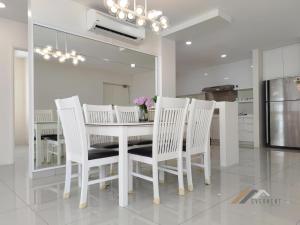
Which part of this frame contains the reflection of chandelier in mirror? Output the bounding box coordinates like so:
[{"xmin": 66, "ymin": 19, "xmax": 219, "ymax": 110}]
[
  {"xmin": 104, "ymin": 0, "xmax": 169, "ymax": 32},
  {"xmin": 34, "ymin": 32, "xmax": 85, "ymax": 65}
]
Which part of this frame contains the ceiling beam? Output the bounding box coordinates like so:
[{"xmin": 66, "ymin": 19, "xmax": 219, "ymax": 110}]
[{"xmin": 161, "ymin": 9, "xmax": 232, "ymax": 37}]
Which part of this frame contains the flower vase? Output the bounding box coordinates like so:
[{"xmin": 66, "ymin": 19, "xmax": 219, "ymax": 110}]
[{"xmin": 139, "ymin": 108, "xmax": 148, "ymax": 122}]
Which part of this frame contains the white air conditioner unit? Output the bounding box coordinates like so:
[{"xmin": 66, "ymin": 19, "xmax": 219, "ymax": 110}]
[{"xmin": 87, "ymin": 9, "xmax": 145, "ymax": 41}]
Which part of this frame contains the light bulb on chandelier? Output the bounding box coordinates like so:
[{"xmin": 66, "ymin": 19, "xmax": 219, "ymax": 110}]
[
  {"xmin": 110, "ymin": 6, "xmax": 118, "ymax": 13},
  {"xmin": 137, "ymin": 18, "xmax": 145, "ymax": 26},
  {"xmin": 117, "ymin": 10, "xmax": 126, "ymax": 20},
  {"xmin": 135, "ymin": 5, "xmax": 144, "ymax": 15},
  {"xmin": 127, "ymin": 12, "xmax": 135, "ymax": 20}
]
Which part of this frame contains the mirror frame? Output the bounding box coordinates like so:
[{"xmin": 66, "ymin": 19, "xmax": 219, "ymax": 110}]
[{"xmin": 29, "ymin": 23, "xmax": 159, "ymax": 175}]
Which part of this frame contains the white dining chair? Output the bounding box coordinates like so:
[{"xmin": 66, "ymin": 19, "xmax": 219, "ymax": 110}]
[
  {"xmin": 34, "ymin": 109, "xmax": 54, "ymax": 122},
  {"xmin": 128, "ymin": 97, "xmax": 189, "ymax": 204},
  {"xmin": 114, "ymin": 106, "xmax": 152, "ymax": 146},
  {"xmin": 83, "ymin": 104, "xmax": 115, "ymax": 147},
  {"xmin": 55, "ymin": 96, "xmax": 119, "ymax": 208},
  {"xmin": 46, "ymin": 118, "xmax": 65, "ymax": 165},
  {"xmin": 184, "ymin": 99, "xmax": 216, "ymax": 191},
  {"xmin": 34, "ymin": 110, "xmax": 57, "ymax": 165}
]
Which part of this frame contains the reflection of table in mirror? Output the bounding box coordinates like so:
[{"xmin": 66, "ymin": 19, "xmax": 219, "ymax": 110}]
[{"xmin": 34, "ymin": 121, "xmax": 57, "ymax": 168}]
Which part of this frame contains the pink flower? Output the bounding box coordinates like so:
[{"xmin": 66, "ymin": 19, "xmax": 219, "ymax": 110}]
[{"xmin": 133, "ymin": 96, "xmax": 154, "ymax": 109}]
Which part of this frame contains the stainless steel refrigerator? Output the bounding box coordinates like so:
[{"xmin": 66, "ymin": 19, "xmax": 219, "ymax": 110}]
[{"xmin": 264, "ymin": 77, "xmax": 300, "ymax": 149}]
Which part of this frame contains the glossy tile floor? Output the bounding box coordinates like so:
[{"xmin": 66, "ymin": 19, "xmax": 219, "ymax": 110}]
[{"xmin": 1, "ymin": 146, "xmax": 300, "ymax": 225}]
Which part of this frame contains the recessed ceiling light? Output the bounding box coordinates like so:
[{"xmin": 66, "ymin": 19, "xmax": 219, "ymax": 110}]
[
  {"xmin": 0, "ymin": 2, "xmax": 6, "ymax": 8},
  {"xmin": 131, "ymin": 63, "xmax": 136, "ymax": 68},
  {"xmin": 224, "ymin": 77, "xmax": 229, "ymax": 80},
  {"xmin": 103, "ymin": 58, "xmax": 109, "ymax": 62},
  {"xmin": 204, "ymin": 73, "xmax": 208, "ymax": 76},
  {"xmin": 221, "ymin": 54, "xmax": 227, "ymax": 58},
  {"xmin": 185, "ymin": 41, "xmax": 192, "ymax": 46},
  {"xmin": 250, "ymin": 65, "xmax": 254, "ymax": 68}
]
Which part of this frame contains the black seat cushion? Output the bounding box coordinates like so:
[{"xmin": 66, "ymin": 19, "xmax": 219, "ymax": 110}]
[
  {"xmin": 41, "ymin": 134, "xmax": 58, "ymax": 140},
  {"xmin": 129, "ymin": 139, "xmax": 153, "ymax": 146},
  {"xmin": 43, "ymin": 135, "xmax": 64, "ymax": 141},
  {"xmin": 91, "ymin": 142, "xmax": 119, "ymax": 149},
  {"xmin": 129, "ymin": 146, "xmax": 152, "ymax": 157},
  {"xmin": 88, "ymin": 149, "xmax": 119, "ymax": 160},
  {"xmin": 91, "ymin": 139, "xmax": 152, "ymax": 149}
]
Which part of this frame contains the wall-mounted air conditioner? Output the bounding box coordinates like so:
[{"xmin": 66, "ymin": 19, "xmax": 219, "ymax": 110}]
[{"xmin": 87, "ymin": 9, "xmax": 145, "ymax": 41}]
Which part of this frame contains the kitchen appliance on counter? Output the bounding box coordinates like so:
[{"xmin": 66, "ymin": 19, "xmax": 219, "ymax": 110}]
[{"xmin": 264, "ymin": 77, "xmax": 300, "ymax": 149}]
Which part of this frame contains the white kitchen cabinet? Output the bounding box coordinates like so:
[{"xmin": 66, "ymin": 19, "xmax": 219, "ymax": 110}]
[
  {"xmin": 283, "ymin": 44, "xmax": 300, "ymax": 78},
  {"xmin": 263, "ymin": 48, "xmax": 284, "ymax": 80},
  {"xmin": 238, "ymin": 116, "xmax": 253, "ymax": 143}
]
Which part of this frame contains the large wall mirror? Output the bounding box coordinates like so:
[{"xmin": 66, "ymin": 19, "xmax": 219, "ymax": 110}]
[{"xmin": 33, "ymin": 24, "xmax": 156, "ymax": 171}]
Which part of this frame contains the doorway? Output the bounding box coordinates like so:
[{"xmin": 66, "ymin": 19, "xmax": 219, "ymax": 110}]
[
  {"xmin": 14, "ymin": 50, "xmax": 29, "ymax": 154},
  {"xmin": 103, "ymin": 83, "xmax": 130, "ymax": 106}
]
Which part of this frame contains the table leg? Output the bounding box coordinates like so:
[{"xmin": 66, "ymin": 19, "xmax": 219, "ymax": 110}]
[
  {"xmin": 35, "ymin": 126, "xmax": 42, "ymax": 168},
  {"xmin": 118, "ymin": 127, "xmax": 128, "ymax": 207}
]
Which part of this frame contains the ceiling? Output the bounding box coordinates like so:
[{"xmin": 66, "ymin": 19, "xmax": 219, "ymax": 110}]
[
  {"xmin": 33, "ymin": 25, "xmax": 155, "ymax": 75},
  {"xmin": 2, "ymin": 0, "xmax": 300, "ymax": 71},
  {"xmin": 0, "ymin": 0, "xmax": 27, "ymax": 23},
  {"xmin": 73, "ymin": 0, "xmax": 300, "ymax": 70}
]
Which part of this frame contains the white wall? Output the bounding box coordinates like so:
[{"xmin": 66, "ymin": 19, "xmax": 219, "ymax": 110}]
[
  {"xmin": 159, "ymin": 38, "xmax": 176, "ymax": 97},
  {"xmin": 130, "ymin": 71, "xmax": 156, "ymax": 102},
  {"xmin": 34, "ymin": 60, "xmax": 133, "ymax": 110},
  {"xmin": 14, "ymin": 57, "xmax": 28, "ymax": 145},
  {"xmin": 177, "ymin": 59, "xmax": 253, "ymax": 96},
  {"xmin": 0, "ymin": 18, "xmax": 27, "ymax": 165}
]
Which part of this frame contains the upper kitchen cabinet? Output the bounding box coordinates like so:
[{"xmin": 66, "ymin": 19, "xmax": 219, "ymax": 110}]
[
  {"xmin": 263, "ymin": 48, "xmax": 284, "ymax": 80},
  {"xmin": 263, "ymin": 44, "xmax": 300, "ymax": 80},
  {"xmin": 283, "ymin": 44, "xmax": 300, "ymax": 78}
]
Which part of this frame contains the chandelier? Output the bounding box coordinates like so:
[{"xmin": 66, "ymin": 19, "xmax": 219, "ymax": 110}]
[
  {"xmin": 35, "ymin": 33, "xmax": 86, "ymax": 65},
  {"xmin": 104, "ymin": 0, "xmax": 169, "ymax": 32}
]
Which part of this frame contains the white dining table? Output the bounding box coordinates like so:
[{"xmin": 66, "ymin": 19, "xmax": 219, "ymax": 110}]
[{"xmin": 85, "ymin": 122, "xmax": 154, "ymax": 207}]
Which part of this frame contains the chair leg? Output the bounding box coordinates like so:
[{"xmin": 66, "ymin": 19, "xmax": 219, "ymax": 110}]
[
  {"xmin": 109, "ymin": 164, "xmax": 114, "ymax": 175},
  {"xmin": 185, "ymin": 155, "xmax": 193, "ymax": 191},
  {"xmin": 128, "ymin": 158, "xmax": 133, "ymax": 193},
  {"xmin": 135, "ymin": 161, "xmax": 140, "ymax": 173},
  {"xmin": 159, "ymin": 161, "xmax": 165, "ymax": 184},
  {"xmin": 78, "ymin": 164, "xmax": 82, "ymax": 188},
  {"xmin": 57, "ymin": 144, "xmax": 61, "ymax": 165},
  {"xmin": 204, "ymin": 152, "xmax": 211, "ymax": 185},
  {"xmin": 152, "ymin": 162, "xmax": 160, "ymax": 204},
  {"xmin": 99, "ymin": 165, "xmax": 106, "ymax": 190},
  {"xmin": 46, "ymin": 143, "xmax": 50, "ymax": 163},
  {"xmin": 79, "ymin": 166, "xmax": 89, "ymax": 208},
  {"xmin": 64, "ymin": 160, "xmax": 72, "ymax": 199},
  {"xmin": 177, "ymin": 158, "xmax": 185, "ymax": 196}
]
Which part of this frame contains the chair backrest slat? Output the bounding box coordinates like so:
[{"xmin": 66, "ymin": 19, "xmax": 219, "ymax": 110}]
[
  {"xmin": 55, "ymin": 96, "xmax": 87, "ymax": 163},
  {"xmin": 186, "ymin": 99, "xmax": 216, "ymax": 155},
  {"xmin": 153, "ymin": 97, "xmax": 189, "ymax": 161},
  {"xmin": 34, "ymin": 110, "xmax": 53, "ymax": 122},
  {"xmin": 83, "ymin": 104, "xmax": 114, "ymax": 144},
  {"xmin": 114, "ymin": 106, "xmax": 139, "ymax": 123}
]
